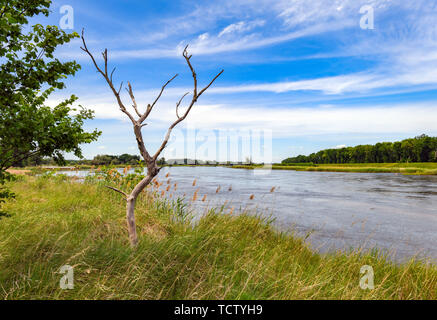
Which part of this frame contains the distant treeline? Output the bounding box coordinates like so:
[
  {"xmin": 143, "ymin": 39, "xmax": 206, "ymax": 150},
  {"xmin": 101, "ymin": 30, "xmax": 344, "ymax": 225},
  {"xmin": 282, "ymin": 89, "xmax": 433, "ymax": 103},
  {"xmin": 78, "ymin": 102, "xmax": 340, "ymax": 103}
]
[
  {"xmin": 86, "ymin": 154, "xmax": 165, "ymax": 166},
  {"xmin": 16, "ymin": 154, "xmax": 166, "ymax": 167},
  {"xmin": 282, "ymin": 135, "xmax": 437, "ymax": 164},
  {"xmin": 88, "ymin": 154, "xmax": 140, "ymax": 165}
]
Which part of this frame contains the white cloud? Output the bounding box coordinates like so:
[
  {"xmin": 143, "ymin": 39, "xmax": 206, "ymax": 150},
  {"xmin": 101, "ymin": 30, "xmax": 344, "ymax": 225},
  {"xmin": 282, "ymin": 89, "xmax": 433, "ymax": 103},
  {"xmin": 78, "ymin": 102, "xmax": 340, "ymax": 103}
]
[
  {"xmin": 57, "ymin": 0, "xmax": 436, "ymax": 72},
  {"xmin": 178, "ymin": 19, "xmax": 352, "ymax": 56},
  {"xmin": 61, "ymin": 0, "xmax": 436, "ymax": 62},
  {"xmin": 198, "ymin": 33, "xmax": 209, "ymax": 41},
  {"xmin": 209, "ymin": 74, "xmax": 374, "ymax": 94},
  {"xmin": 48, "ymin": 87, "xmax": 437, "ymax": 138},
  {"xmin": 208, "ymin": 66, "xmax": 437, "ymax": 95},
  {"xmin": 333, "ymin": 145, "xmax": 347, "ymax": 149},
  {"xmin": 275, "ymin": 0, "xmax": 392, "ymax": 28},
  {"xmin": 218, "ymin": 20, "xmax": 265, "ymax": 37},
  {"xmin": 182, "ymin": 103, "xmax": 437, "ymax": 138},
  {"xmin": 68, "ymin": 19, "xmax": 346, "ymax": 60},
  {"xmin": 49, "ymin": 0, "xmax": 437, "ymax": 144}
]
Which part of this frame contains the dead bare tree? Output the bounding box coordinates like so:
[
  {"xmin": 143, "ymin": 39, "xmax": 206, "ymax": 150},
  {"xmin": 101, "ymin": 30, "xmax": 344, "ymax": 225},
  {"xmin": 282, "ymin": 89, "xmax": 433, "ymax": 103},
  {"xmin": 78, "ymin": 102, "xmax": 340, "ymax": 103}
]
[{"xmin": 81, "ymin": 30, "xmax": 223, "ymax": 246}]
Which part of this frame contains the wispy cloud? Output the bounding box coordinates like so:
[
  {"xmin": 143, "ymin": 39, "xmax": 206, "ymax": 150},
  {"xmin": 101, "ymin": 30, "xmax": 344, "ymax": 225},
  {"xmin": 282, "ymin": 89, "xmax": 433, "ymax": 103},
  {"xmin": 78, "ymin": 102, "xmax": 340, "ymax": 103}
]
[
  {"xmin": 218, "ymin": 20, "xmax": 266, "ymax": 37},
  {"xmin": 60, "ymin": 0, "xmax": 437, "ymax": 65},
  {"xmin": 208, "ymin": 65, "xmax": 437, "ymax": 95},
  {"xmin": 178, "ymin": 20, "xmax": 353, "ymax": 56},
  {"xmin": 61, "ymin": 19, "xmax": 351, "ymax": 61},
  {"xmin": 48, "ymin": 87, "xmax": 437, "ymax": 138},
  {"xmin": 333, "ymin": 144, "xmax": 347, "ymax": 149},
  {"xmin": 182, "ymin": 103, "xmax": 437, "ymax": 138},
  {"xmin": 275, "ymin": 0, "xmax": 392, "ymax": 28},
  {"xmin": 209, "ymin": 74, "xmax": 375, "ymax": 95}
]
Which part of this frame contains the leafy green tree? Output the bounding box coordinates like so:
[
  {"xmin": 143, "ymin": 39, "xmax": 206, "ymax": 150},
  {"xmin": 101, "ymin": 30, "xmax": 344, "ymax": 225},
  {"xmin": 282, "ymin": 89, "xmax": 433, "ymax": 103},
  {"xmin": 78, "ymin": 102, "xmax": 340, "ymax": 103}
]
[
  {"xmin": 282, "ymin": 135, "xmax": 437, "ymax": 164},
  {"xmin": 401, "ymin": 139, "xmax": 415, "ymax": 162},
  {"xmin": 0, "ymin": 1, "xmax": 100, "ymax": 173},
  {"xmin": 91, "ymin": 155, "xmax": 115, "ymax": 166},
  {"xmin": 0, "ymin": 1, "xmax": 100, "ymax": 200},
  {"xmin": 118, "ymin": 153, "xmax": 140, "ymax": 164},
  {"xmin": 393, "ymin": 142, "xmax": 402, "ymax": 162},
  {"xmin": 91, "ymin": 154, "xmax": 141, "ymax": 166}
]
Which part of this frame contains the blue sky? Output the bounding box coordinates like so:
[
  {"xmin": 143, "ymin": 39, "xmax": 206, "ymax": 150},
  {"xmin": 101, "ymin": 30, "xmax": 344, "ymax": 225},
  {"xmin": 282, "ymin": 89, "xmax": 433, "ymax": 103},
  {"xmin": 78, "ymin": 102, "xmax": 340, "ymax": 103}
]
[{"xmin": 35, "ymin": 0, "xmax": 437, "ymax": 162}]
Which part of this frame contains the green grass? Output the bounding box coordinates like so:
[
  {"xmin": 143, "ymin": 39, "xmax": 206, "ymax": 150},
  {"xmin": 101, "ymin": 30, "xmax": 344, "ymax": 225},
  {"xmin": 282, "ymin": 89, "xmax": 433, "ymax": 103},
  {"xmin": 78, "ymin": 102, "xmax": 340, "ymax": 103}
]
[
  {"xmin": 0, "ymin": 176, "xmax": 435, "ymax": 299},
  {"xmin": 231, "ymin": 163, "xmax": 437, "ymax": 175},
  {"xmin": 22, "ymin": 162, "xmax": 437, "ymax": 175}
]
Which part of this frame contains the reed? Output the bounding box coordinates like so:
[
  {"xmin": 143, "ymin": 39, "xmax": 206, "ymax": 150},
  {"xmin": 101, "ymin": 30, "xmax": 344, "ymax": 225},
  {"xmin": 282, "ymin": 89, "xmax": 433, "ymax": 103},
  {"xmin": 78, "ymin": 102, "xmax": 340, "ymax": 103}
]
[{"xmin": 232, "ymin": 163, "xmax": 437, "ymax": 175}]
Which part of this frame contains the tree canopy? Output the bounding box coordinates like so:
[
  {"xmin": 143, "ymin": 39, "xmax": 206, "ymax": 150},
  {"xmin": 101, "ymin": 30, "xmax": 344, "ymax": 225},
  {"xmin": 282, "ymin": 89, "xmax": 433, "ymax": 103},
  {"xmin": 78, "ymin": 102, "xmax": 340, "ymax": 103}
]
[
  {"xmin": 0, "ymin": 0, "xmax": 101, "ymax": 180},
  {"xmin": 282, "ymin": 135, "xmax": 437, "ymax": 164},
  {"xmin": 91, "ymin": 154, "xmax": 141, "ymax": 166}
]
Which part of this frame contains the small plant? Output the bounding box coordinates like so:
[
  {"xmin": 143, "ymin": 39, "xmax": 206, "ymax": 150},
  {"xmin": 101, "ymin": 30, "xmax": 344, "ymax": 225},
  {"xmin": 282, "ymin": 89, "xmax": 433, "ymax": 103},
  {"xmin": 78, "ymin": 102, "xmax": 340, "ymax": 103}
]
[
  {"xmin": 0, "ymin": 185, "xmax": 14, "ymax": 219},
  {"xmin": 172, "ymin": 197, "xmax": 192, "ymax": 224}
]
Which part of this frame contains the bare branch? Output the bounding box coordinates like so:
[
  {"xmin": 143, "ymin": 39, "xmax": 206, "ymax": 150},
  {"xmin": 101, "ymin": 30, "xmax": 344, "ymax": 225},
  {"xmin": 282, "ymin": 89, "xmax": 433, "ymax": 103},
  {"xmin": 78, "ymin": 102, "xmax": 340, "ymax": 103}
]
[
  {"xmin": 198, "ymin": 69, "xmax": 224, "ymax": 97},
  {"xmin": 80, "ymin": 29, "xmax": 106, "ymax": 78},
  {"xmin": 183, "ymin": 45, "xmax": 197, "ymax": 98},
  {"xmin": 127, "ymin": 82, "xmax": 142, "ymax": 118},
  {"xmin": 110, "ymin": 67, "xmax": 116, "ymax": 83},
  {"xmin": 140, "ymin": 74, "xmax": 178, "ymax": 123},
  {"xmin": 105, "ymin": 186, "xmax": 128, "ymax": 199},
  {"xmin": 152, "ymin": 47, "xmax": 223, "ymax": 160},
  {"xmin": 80, "ymin": 29, "xmax": 136, "ymax": 124},
  {"xmin": 102, "ymin": 49, "xmax": 108, "ymax": 75},
  {"xmin": 118, "ymin": 81, "xmax": 124, "ymax": 95},
  {"xmin": 176, "ymin": 92, "xmax": 190, "ymax": 118},
  {"xmin": 177, "ymin": 68, "xmax": 223, "ymax": 122}
]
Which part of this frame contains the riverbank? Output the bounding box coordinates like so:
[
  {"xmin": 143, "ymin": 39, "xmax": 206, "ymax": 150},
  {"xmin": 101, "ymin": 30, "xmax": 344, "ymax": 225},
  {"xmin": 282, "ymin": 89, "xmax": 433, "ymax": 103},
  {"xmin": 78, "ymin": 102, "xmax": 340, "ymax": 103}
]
[
  {"xmin": 231, "ymin": 163, "xmax": 437, "ymax": 175},
  {"xmin": 5, "ymin": 168, "xmax": 32, "ymax": 175},
  {"xmin": 0, "ymin": 175, "xmax": 435, "ymax": 299},
  {"xmin": 11, "ymin": 162, "xmax": 437, "ymax": 176}
]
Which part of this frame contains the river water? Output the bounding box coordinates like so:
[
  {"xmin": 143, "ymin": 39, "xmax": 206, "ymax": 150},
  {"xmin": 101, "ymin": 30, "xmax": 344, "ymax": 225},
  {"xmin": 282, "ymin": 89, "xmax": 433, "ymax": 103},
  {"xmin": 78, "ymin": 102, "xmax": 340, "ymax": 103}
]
[{"xmin": 61, "ymin": 167, "xmax": 437, "ymax": 262}]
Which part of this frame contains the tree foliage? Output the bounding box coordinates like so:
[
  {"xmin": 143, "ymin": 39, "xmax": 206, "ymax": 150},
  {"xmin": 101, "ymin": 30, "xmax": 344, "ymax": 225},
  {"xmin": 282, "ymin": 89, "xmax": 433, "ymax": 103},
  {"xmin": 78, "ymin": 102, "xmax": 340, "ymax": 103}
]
[
  {"xmin": 0, "ymin": 0, "xmax": 101, "ymax": 211},
  {"xmin": 0, "ymin": 0, "xmax": 101, "ymax": 176},
  {"xmin": 91, "ymin": 154, "xmax": 141, "ymax": 166},
  {"xmin": 282, "ymin": 135, "xmax": 437, "ymax": 164}
]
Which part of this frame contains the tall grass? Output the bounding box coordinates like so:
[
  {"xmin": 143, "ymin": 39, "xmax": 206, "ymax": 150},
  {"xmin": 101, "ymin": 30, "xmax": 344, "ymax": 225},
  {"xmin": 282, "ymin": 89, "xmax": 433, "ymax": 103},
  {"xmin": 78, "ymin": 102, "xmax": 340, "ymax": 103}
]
[
  {"xmin": 0, "ymin": 176, "xmax": 435, "ymax": 299},
  {"xmin": 232, "ymin": 163, "xmax": 437, "ymax": 175}
]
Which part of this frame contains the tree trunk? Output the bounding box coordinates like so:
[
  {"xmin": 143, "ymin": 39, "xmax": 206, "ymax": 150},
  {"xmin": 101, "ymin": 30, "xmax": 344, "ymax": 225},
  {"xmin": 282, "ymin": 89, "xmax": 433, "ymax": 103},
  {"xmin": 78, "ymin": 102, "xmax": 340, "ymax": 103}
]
[
  {"xmin": 126, "ymin": 196, "xmax": 138, "ymax": 246},
  {"xmin": 124, "ymin": 170, "xmax": 157, "ymax": 246}
]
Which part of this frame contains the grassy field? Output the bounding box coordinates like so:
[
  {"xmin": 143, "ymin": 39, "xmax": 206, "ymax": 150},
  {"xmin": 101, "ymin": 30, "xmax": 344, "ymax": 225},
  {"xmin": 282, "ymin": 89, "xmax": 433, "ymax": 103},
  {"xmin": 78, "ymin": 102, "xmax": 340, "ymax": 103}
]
[
  {"xmin": 231, "ymin": 163, "xmax": 437, "ymax": 175},
  {"xmin": 0, "ymin": 175, "xmax": 436, "ymax": 299}
]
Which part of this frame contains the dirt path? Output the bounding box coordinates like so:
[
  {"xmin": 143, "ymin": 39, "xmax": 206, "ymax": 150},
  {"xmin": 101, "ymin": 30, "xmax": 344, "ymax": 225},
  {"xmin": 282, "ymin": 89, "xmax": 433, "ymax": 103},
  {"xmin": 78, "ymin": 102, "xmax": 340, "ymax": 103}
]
[{"xmin": 6, "ymin": 169, "xmax": 31, "ymax": 175}]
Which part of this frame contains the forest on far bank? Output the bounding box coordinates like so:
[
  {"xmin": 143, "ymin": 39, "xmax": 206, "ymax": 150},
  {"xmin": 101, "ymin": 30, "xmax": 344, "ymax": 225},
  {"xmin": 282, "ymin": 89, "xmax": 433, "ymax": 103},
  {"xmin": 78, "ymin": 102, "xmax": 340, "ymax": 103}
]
[
  {"xmin": 282, "ymin": 135, "xmax": 437, "ymax": 164},
  {"xmin": 14, "ymin": 153, "xmax": 168, "ymax": 167},
  {"xmin": 14, "ymin": 135, "xmax": 437, "ymax": 168}
]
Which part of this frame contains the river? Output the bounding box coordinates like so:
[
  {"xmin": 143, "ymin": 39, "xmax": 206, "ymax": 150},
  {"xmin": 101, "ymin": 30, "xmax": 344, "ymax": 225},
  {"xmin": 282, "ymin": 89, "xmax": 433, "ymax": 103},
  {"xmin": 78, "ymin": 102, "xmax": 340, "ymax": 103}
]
[{"xmin": 60, "ymin": 166, "xmax": 437, "ymax": 263}]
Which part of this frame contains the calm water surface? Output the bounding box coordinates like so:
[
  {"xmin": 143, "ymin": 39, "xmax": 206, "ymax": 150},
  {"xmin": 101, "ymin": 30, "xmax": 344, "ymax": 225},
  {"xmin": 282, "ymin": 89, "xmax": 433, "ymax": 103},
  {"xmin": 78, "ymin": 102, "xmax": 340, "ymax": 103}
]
[{"xmin": 62, "ymin": 167, "xmax": 437, "ymax": 262}]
